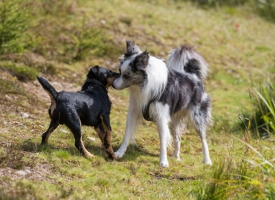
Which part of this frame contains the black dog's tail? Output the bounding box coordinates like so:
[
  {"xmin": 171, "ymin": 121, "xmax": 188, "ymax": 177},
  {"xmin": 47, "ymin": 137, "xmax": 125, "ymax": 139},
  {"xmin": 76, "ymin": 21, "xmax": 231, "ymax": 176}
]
[
  {"xmin": 37, "ymin": 76, "xmax": 58, "ymax": 100},
  {"xmin": 167, "ymin": 45, "xmax": 208, "ymax": 81}
]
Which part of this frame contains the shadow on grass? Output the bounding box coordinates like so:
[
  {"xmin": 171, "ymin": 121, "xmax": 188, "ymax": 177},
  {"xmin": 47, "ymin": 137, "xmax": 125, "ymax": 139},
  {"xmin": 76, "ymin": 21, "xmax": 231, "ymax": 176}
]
[
  {"xmin": 17, "ymin": 139, "xmax": 114, "ymax": 161},
  {"xmin": 113, "ymin": 143, "xmax": 159, "ymax": 162},
  {"xmin": 149, "ymin": 171, "xmax": 200, "ymax": 181},
  {"xmin": 10, "ymin": 138, "xmax": 159, "ymax": 166}
]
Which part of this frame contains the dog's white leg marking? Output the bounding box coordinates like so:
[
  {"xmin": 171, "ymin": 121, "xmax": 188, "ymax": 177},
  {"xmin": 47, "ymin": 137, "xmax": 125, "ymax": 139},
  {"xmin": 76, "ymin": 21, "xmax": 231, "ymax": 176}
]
[
  {"xmin": 115, "ymin": 102, "xmax": 139, "ymax": 158},
  {"xmin": 115, "ymin": 112, "xmax": 137, "ymax": 158},
  {"xmin": 157, "ymin": 119, "xmax": 170, "ymax": 167},
  {"xmin": 189, "ymin": 97, "xmax": 212, "ymax": 165},
  {"xmin": 201, "ymin": 137, "xmax": 212, "ymax": 165},
  {"xmin": 197, "ymin": 125, "xmax": 212, "ymax": 165},
  {"xmin": 196, "ymin": 126, "xmax": 212, "ymax": 165},
  {"xmin": 171, "ymin": 124, "xmax": 181, "ymax": 161},
  {"xmin": 154, "ymin": 104, "xmax": 171, "ymax": 167}
]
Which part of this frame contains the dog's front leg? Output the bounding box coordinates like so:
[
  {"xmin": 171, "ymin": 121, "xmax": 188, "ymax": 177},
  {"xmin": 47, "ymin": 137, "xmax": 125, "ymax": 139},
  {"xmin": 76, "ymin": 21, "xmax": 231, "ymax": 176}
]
[
  {"xmin": 156, "ymin": 119, "xmax": 170, "ymax": 167},
  {"xmin": 115, "ymin": 105, "xmax": 140, "ymax": 158},
  {"xmin": 154, "ymin": 103, "xmax": 172, "ymax": 167},
  {"xmin": 98, "ymin": 115, "xmax": 117, "ymax": 160}
]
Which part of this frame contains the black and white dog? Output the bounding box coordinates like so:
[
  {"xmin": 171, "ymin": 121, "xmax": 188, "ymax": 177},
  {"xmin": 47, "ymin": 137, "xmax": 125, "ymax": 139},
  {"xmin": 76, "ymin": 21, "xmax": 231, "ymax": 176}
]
[{"xmin": 113, "ymin": 41, "xmax": 212, "ymax": 167}]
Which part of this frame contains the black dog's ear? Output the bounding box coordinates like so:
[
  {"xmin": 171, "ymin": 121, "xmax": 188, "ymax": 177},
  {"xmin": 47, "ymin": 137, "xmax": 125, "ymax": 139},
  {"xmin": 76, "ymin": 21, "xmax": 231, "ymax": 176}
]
[
  {"xmin": 90, "ymin": 65, "xmax": 100, "ymax": 75},
  {"xmin": 125, "ymin": 40, "xmax": 141, "ymax": 56},
  {"xmin": 133, "ymin": 50, "xmax": 149, "ymax": 70}
]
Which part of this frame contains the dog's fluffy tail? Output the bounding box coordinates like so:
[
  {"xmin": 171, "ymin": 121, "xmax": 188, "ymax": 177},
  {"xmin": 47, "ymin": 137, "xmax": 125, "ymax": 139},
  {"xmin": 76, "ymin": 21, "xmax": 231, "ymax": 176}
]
[
  {"xmin": 37, "ymin": 76, "xmax": 58, "ymax": 100},
  {"xmin": 167, "ymin": 45, "xmax": 208, "ymax": 80}
]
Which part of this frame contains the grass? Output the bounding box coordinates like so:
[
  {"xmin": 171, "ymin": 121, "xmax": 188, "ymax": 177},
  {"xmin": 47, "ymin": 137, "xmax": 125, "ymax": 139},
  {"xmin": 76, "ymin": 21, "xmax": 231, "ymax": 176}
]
[
  {"xmin": 0, "ymin": 61, "xmax": 38, "ymax": 81},
  {"xmin": 238, "ymin": 80, "xmax": 275, "ymax": 137},
  {"xmin": 195, "ymin": 137, "xmax": 275, "ymax": 199},
  {"xmin": 0, "ymin": 0, "xmax": 275, "ymax": 199}
]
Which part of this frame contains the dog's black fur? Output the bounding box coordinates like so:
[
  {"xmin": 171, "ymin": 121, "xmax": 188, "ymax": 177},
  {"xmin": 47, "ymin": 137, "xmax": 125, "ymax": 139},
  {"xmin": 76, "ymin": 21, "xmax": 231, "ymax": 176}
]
[{"xmin": 37, "ymin": 66, "xmax": 119, "ymax": 159}]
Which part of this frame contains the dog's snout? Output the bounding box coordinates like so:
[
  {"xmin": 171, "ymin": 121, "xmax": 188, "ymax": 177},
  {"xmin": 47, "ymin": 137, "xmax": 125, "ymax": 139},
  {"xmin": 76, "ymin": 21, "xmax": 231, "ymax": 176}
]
[{"xmin": 112, "ymin": 78, "xmax": 118, "ymax": 89}]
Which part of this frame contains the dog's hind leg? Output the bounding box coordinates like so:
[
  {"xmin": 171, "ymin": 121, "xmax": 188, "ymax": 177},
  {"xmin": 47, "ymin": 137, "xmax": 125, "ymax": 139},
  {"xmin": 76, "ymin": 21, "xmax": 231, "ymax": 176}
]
[
  {"xmin": 170, "ymin": 119, "xmax": 182, "ymax": 161},
  {"xmin": 98, "ymin": 114, "xmax": 117, "ymax": 160},
  {"xmin": 190, "ymin": 95, "xmax": 212, "ymax": 165},
  {"xmin": 41, "ymin": 118, "xmax": 59, "ymax": 145},
  {"xmin": 65, "ymin": 110, "xmax": 94, "ymax": 158}
]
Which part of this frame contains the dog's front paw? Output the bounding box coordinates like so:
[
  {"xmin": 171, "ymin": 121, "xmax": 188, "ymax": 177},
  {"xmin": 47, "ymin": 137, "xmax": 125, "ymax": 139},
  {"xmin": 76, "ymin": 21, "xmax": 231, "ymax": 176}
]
[
  {"xmin": 114, "ymin": 151, "xmax": 125, "ymax": 159},
  {"xmin": 112, "ymin": 154, "xmax": 117, "ymax": 160},
  {"xmin": 87, "ymin": 154, "xmax": 95, "ymax": 159},
  {"xmin": 107, "ymin": 152, "xmax": 117, "ymax": 160},
  {"xmin": 160, "ymin": 161, "xmax": 169, "ymax": 168},
  {"xmin": 85, "ymin": 152, "xmax": 95, "ymax": 158},
  {"xmin": 202, "ymin": 158, "xmax": 212, "ymax": 165}
]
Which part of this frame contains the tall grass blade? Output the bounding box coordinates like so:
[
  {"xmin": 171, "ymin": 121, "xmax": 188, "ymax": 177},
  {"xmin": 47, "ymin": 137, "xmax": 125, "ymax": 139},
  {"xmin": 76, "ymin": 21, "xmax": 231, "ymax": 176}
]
[{"xmin": 253, "ymin": 88, "xmax": 275, "ymax": 118}]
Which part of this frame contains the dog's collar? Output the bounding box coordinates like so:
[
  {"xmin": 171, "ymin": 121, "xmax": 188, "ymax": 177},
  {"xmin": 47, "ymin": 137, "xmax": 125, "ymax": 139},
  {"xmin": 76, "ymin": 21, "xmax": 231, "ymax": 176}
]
[{"xmin": 84, "ymin": 78, "xmax": 106, "ymax": 89}]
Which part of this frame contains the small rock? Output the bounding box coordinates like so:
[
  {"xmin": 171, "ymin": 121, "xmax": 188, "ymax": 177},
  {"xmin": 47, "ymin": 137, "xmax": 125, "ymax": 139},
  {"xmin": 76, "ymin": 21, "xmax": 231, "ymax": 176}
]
[
  {"xmin": 60, "ymin": 129, "xmax": 69, "ymax": 133},
  {"xmin": 20, "ymin": 112, "xmax": 29, "ymax": 118},
  {"xmin": 5, "ymin": 95, "xmax": 12, "ymax": 100},
  {"xmin": 87, "ymin": 137, "xmax": 96, "ymax": 142},
  {"xmin": 16, "ymin": 170, "xmax": 27, "ymax": 176}
]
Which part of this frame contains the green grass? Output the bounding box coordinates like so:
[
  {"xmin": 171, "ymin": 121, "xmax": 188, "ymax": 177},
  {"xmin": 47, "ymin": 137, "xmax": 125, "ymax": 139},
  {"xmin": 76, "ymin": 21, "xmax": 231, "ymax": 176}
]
[
  {"xmin": 238, "ymin": 80, "xmax": 275, "ymax": 137},
  {"xmin": 0, "ymin": 0, "xmax": 275, "ymax": 199}
]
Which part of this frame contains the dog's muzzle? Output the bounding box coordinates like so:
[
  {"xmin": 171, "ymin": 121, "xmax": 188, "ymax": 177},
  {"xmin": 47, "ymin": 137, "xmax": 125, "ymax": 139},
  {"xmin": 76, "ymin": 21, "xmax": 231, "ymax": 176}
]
[
  {"xmin": 112, "ymin": 77, "xmax": 124, "ymax": 90},
  {"xmin": 112, "ymin": 78, "xmax": 118, "ymax": 89}
]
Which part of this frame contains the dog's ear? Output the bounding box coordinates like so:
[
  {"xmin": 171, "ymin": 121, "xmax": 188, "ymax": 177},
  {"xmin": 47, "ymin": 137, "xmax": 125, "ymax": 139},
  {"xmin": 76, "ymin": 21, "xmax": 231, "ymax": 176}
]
[
  {"xmin": 133, "ymin": 50, "xmax": 149, "ymax": 70},
  {"xmin": 125, "ymin": 40, "xmax": 141, "ymax": 56},
  {"xmin": 90, "ymin": 65, "xmax": 100, "ymax": 75}
]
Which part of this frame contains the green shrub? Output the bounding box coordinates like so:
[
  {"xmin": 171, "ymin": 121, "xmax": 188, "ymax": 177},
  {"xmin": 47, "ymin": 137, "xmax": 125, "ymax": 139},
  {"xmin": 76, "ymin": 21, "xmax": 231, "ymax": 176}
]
[
  {"xmin": 0, "ymin": 61, "xmax": 38, "ymax": 81},
  {"xmin": 0, "ymin": 0, "xmax": 34, "ymax": 54},
  {"xmin": 253, "ymin": 0, "xmax": 275, "ymax": 22},
  {"xmin": 73, "ymin": 27, "xmax": 110, "ymax": 61},
  {"xmin": 39, "ymin": 0, "xmax": 76, "ymax": 16}
]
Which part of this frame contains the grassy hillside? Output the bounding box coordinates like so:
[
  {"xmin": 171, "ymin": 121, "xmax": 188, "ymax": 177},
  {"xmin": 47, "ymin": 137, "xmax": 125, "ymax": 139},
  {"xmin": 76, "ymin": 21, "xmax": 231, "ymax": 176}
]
[{"xmin": 0, "ymin": 0, "xmax": 275, "ymax": 199}]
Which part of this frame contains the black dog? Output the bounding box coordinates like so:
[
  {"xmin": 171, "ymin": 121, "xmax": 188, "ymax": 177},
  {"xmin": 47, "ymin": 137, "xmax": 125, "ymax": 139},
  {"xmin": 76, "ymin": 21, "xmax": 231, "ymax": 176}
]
[{"xmin": 37, "ymin": 66, "xmax": 119, "ymax": 159}]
